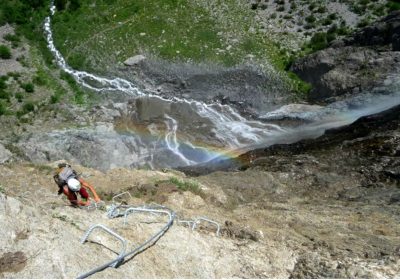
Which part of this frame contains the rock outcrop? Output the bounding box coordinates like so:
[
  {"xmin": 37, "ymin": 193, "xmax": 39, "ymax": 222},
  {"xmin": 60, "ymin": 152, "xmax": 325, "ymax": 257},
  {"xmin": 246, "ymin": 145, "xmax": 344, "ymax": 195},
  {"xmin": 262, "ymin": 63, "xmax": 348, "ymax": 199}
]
[
  {"xmin": 0, "ymin": 143, "xmax": 12, "ymax": 164},
  {"xmin": 123, "ymin": 54, "xmax": 146, "ymax": 66},
  {"xmin": 292, "ymin": 11, "xmax": 400, "ymax": 104}
]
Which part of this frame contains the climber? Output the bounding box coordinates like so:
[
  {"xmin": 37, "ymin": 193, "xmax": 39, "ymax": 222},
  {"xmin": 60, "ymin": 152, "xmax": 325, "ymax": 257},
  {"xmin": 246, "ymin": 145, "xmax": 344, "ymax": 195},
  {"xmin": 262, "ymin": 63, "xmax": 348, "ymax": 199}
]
[{"xmin": 53, "ymin": 163, "xmax": 101, "ymax": 206}]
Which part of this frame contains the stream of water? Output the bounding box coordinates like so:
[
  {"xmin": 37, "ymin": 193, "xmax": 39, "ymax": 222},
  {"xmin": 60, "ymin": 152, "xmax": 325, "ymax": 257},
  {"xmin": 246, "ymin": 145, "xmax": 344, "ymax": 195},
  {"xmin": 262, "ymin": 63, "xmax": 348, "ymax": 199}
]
[{"xmin": 43, "ymin": 4, "xmax": 400, "ymax": 170}]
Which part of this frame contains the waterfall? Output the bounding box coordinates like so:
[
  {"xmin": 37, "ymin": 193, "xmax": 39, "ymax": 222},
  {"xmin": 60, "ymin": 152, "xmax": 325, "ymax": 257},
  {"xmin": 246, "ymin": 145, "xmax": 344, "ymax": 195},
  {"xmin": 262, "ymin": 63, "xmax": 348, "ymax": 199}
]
[{"xmin": 41, "ymin": 3, "xmax": 400, "ymax": 170}]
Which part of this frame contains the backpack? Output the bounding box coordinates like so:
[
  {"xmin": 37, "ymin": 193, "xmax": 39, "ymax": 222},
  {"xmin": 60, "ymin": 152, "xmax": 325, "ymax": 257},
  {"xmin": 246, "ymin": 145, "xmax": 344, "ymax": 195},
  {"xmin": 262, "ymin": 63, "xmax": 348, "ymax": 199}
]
[
  {"xmin": 54, "ymin": 164, "xmax": 78, "ymax": 187},
  {"xmin": 58, "ymin": 166, "xmax": 76, "ymax": 182}
]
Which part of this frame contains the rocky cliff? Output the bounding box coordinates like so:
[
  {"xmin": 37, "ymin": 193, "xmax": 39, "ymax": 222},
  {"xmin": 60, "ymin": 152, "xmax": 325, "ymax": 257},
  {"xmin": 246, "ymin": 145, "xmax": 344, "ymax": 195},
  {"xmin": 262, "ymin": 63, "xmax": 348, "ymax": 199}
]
[{"xmin": 292, "ymin": 11, "xmax": 400, "ymax": 103}]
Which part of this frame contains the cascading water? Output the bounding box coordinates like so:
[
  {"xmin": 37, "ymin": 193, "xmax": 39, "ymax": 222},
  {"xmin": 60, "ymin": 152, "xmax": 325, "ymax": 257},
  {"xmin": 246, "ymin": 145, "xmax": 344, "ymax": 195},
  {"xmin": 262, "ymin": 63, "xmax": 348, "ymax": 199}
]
[{"xmin": 41, "ymin": 3, "xmax": 400, "ymax": 170}]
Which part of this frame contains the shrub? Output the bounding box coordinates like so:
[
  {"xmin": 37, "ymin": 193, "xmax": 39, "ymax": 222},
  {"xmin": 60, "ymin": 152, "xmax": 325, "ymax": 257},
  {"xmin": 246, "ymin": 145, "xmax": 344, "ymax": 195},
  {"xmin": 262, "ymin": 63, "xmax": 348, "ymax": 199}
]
[
  {"xmin": 316, "ymin": 6, "xmax": 326, "ymax": 13},
  {"xmin": 15, "ymin": 92, "xmax": 24, "ymax": 102},
  {"xmin": 33, "ymin": 71, "xmax": 47, "ymax": 86},
  {"xmin": 328, "ymin": 13, "xmax": 337, "ymax": 20},
  {"xmin": 0, "ymin": 90, "xmax": 10, "ymax": 100},
  {"xmin": 305, "ymin": 15, "xmax": 316, "ymax": 23},
  {"xmin": 0, "ymin": 45, "xmax": 11, "ymax": 59},
  {"xmin": 3, "ymin": 34, "xmax": 20, "ymax": 43},
  {"xmin": 277, "ymin": 6, "xmax": 285, "ymax": 12},
  {"xmin": 304, "ymin": 23, "xmax": 316, "ymax": 30},
  {"xmin": 22, "ymin": 102, "xmax": 35, "ymax": 113},
  {"xmin": 373, "ymin": 5, "xmax": 385, "ymax": 16},
  {"xmin": 326, "ymin": 32, "xmax": 337, "ymax": 43},
  {"xmin": 7, "ymin": 72, "xmax": 21, "ymax": 80},
  {"xmin": 322, "ymin": 18, "xmax": 332, "ymax": 26},
  {"xmin": 50, "ymin": 94, "xmax": 60, "ymax": 104},
  {"xmin": 0, "ymin": 77, "xmax": 7, "ymax": 90},
  {"xmin": 357, "ymin": 18, "xmax": 369, "ymax": 28},
  {"xmin": 21, "ymin": 83, "xmax": 34, "ymax": 93},
  {"xmin": 310, "ymin": 32, "xmax": 328, "ymax": 51}
]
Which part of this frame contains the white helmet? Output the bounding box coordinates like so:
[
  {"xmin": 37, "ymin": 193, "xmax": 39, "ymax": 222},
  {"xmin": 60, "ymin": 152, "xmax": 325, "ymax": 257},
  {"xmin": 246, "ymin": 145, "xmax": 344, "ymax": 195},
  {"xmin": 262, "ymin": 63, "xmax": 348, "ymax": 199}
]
[{"xmin": 67, "ymin": 178, "xmax": 81, "ymax": 192}]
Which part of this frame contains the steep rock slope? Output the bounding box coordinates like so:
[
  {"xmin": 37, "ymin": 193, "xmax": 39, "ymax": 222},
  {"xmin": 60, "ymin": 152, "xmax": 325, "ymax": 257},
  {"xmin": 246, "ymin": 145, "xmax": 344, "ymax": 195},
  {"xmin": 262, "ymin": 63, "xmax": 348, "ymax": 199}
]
[
  {"xmin": 1, "ymin": 151, "xmax": 400, "ymax": 278},
  {"xmin": 292, "ymin": 11, "xmax": 400, "ymax": 103}
]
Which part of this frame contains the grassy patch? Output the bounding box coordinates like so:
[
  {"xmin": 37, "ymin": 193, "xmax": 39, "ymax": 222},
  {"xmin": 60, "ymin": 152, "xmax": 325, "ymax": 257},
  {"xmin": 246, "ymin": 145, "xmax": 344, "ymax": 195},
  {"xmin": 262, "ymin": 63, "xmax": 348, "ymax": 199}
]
[
  {"xmin": 51, "ymin": 0, "xmax": 284, "ymax": 70},
  {"xmin": 52, "ymin": 213, "xmax": 80, "ymax": 228},
  {"xmin": 167, "ymin": 176, "xmax": 202, "ymax": 195},
  {"xmin": 50, "ymin": 0, "xmax": 318, "ymax": 97},
  {"xmin": 3, "ymin": 33, "xmax": 20, "ymax": 48},
  {"xmin": 26, "ymin": 163, "xmax": 54, "ymax": 174},
  {"xmin": 287, "ymin": 71, "xmax": 312, "ymax": 100}
]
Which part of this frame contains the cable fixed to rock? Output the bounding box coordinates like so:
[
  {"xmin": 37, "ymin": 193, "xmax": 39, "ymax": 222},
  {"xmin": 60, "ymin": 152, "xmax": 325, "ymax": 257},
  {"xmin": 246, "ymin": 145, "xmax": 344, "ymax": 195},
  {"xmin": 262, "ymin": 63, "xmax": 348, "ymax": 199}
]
[
  {"xmin": 112, "ymin": 192, "xmax": 132, "ymax": 205},
  {"xmin": 123, "ymin": 207, "xmax": 174, "ymax": 226},
  {"xmin": 77, "ymin": 205, "xmax": 175, "ymax": 279},
  {"xmin": 77, "ymin": 224, "xmax": 127, "ymax": 279},
  {"xmin": 192, "ymin": 217, "xmax": 221, "ymax": 236},
  {"xmin": 120, "ymin": 206, "xmax": 175, "ymax": 260}
]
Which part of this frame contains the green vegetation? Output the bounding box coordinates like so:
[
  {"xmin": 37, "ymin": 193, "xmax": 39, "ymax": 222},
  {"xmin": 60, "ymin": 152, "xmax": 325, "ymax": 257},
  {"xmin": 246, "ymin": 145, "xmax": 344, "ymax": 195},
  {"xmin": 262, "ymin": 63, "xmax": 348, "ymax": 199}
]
[
  {"xmin": 1, "ymin": 0, "xmax": 396, "ymax": 104},
  {"xmin": 0, "ymin": 184, "xmax": 5, "ymax": 194},
  {"xmin": 52, "ymin": 213, "xmax": 80, "ymax": 228},
  {"xmin": 287, "ymin": 71, "xmax": 312, "ymax": 99},
  {"xmin": 21, "ymin": 82, "xmax": 35, "ymax": 93},
  {"xmin": 60, "ymin": 71, "xmax": 86, "ymax": 104},
  {"xmin": 33, "ymin": 70, "xmax": 48, "ymax": 86},
  {"xmin": 0, "ymin": 0, "xmax": 62, "ymax": 68},
  {"xmin": 26, "ymin": 163, "xmax": 54, "ymax": 174},
  {"xmin": 0, "ymin": 76, "xmax": 8, "ymax": 89},
  {"xmin": 0, "ymin": 0, "xmax": 48, "ymax": 25},
  {"xmin": 15, "ymin": 92, "xmax": 24, "ymax": 102},
  {"xmin": 4, "ymin": 33, "xmax": 20, "ymax": 48},
  {"xmin": 0, "ymin": 45, "xmax": 12, "ymax": 59},
  {"xmin": 0, "ymin": 102, "xmax": 6, "ymax": 116},
  {"xmin": 387, "ymin": 0, "xmax": 400, "ymax": 11},
  {"xmin": 22, "ymin": 101, "xmax": 35, "ymax": 112},
  {"xmin": 51, "ymin": 0, "xmax": 284, "ymax": 69},
  {"xmin": 167, "ymin": 177, "xmax": 202, "ymax": 195},
  {"xmin": 50, "ymin": 0, "xmax": 316, "ymax": 96}
]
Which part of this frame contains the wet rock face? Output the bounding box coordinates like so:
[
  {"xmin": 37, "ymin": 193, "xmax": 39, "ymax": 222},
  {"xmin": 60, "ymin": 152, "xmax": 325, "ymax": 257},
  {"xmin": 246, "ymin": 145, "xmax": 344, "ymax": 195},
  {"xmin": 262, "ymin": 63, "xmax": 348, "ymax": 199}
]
[
  {"xmin": 185, "ymin": 104, "xmax": 400, "ymax": 191},
  {"xmin": 119, "ymin": 59, "xmax": 288, "ymax": 115},
  {"xmin": 291, "ymin": 11, "xmax": 400, "ymax": 104}
]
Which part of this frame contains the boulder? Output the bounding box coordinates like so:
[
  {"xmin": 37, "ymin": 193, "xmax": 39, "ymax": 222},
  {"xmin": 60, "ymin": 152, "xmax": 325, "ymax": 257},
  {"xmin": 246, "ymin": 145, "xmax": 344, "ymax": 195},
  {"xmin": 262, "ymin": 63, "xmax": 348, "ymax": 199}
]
[
  {"xmin": 0, "ymin": 144, "xmax": 11, "ymax": 164},
  {"xmin": 123, "ymin": 55, "xmax": 146, "ymax": 66}
]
